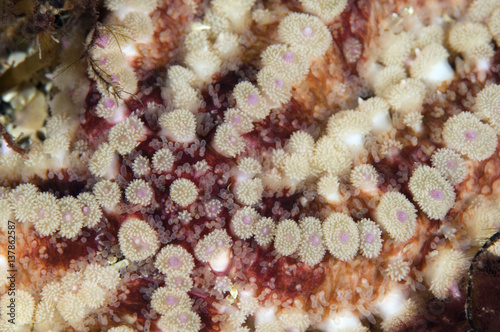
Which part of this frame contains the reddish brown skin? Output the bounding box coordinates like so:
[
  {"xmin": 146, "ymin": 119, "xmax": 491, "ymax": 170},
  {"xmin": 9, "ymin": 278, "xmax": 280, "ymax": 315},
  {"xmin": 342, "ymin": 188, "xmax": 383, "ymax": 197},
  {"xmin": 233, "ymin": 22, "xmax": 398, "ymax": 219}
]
[
  {"xmin": 136, "ymin": 0, "xmax": 199, "ymax": 70},
  {"xmin": 8, "ymin": 0, "xmax": 500, "ymax": 331},
  {"xmin": 333, "ymin": 0, "xmax": 371, "ymax": 75}
]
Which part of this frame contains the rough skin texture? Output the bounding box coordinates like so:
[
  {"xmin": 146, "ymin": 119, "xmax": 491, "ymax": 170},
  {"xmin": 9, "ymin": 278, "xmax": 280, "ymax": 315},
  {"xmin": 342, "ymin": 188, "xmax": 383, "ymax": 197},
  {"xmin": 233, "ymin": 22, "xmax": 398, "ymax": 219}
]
[{"xmin": 1, "ymin": 0, "xmax": 500, "ymax": 331}]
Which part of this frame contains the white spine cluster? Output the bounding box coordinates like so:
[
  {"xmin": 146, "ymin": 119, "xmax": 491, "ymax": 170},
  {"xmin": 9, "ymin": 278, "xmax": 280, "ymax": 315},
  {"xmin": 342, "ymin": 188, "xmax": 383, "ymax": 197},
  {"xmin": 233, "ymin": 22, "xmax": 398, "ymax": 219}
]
[
  {"xmin": 117, "ymin": 218, "xmax": 160, "ymax": 262},
  {"xmin": 231, "ymin": 206, "xmax": 260, "ymax": 239},
  {"xmin": 442, "ymin": 112, "xmax": 497, "ymax": 162},
  {"xmin": 357, "ymin": 218, "xmax": 383, "ymax": 259},
  {"xmin": 278, "ymin": 13, "xmax": 333, "ymax": 58},
  {"xmin": 170, "ymin": 178, "xmax": 198, "ymax": 207},
  {"xmin": 298, "ymin": 217, "xmax": 326, "ymax": 265},
  {"xmin": 235, "ymin": 178, "xmax": 263, "ymax": 205},
  {"xmin": 159, "ymin": 109, "xmax": 197, "ymax": 143},
  {"xmin": 376, "ymin": 191, "xmax": 417, "ymax": 241},
  {"xmin": 125, "ymin": 179, "xmax": 154, "ymax": 206},
  {"xmin": 254, "ymin": 217, "xmax": 276, "ymax": 246},
  {"xmin": 431, "ymin": 148, "xmax": 468, "ymax": 185},
  {"xmin": 274, "ymin": 219, "xmax": 301, "ymax": 256},
  {"xmin": 152, "ymin": 148, "xmax": 175, "ymax": 173},
  {"xmin": 408, "ymin": 165, "xmax": 456, "ymax": 220},
  {"xmin": 155, "ymin": 244, "xmax": 195, "ymax": 278},
  {"xmin": 322, "ymin": 213, "xmax": 360, "ymax": 261},
  {"xmin": 194, "ymin": 229, "xmax": 233, "ymax": 272},
  {"xmin": 386, "ymin": 258, "xmax": 411, "ymax": 281}
]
